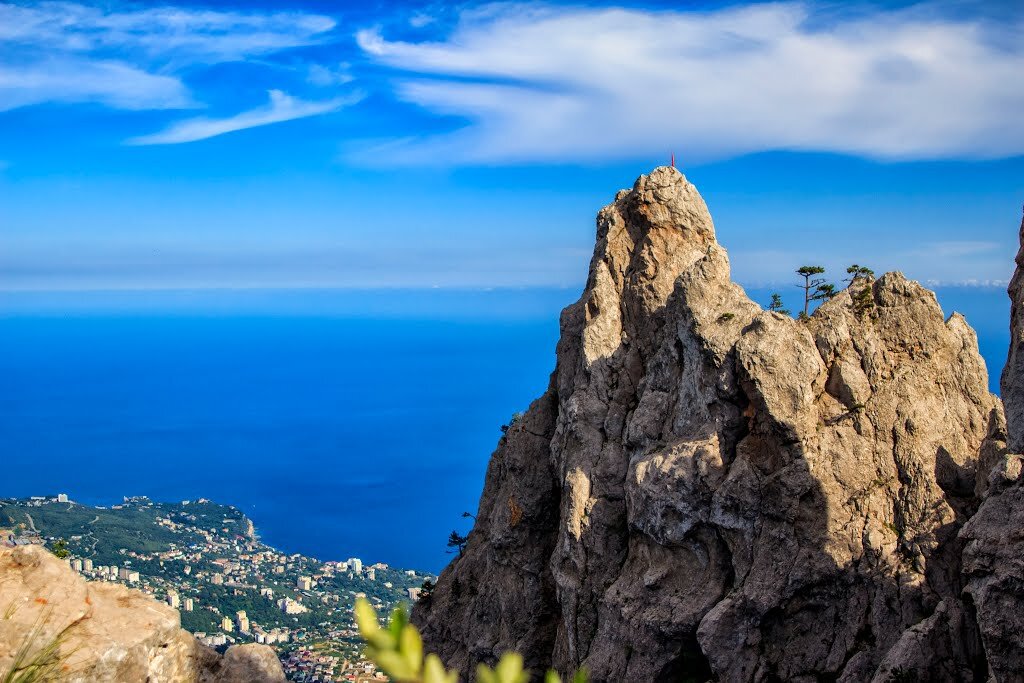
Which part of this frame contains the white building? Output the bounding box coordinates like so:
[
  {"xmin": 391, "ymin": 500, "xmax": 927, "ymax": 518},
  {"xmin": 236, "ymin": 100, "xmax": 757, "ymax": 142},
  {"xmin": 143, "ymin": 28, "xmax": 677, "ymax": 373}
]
[
  {"xmin": 183, "ymin": 598, "xmax": 194, "ymax": 612},
  {"xmin": 117, "ymin": 567, "xmax": 139, "ymax": 582},
  {"xmin": 347, "ymin": 558, "xmax": 363, "ymax": 573},
  {"xmin": 278, "ymin": 598, "xmax": 309, "ymax": 615},
  {"xmin": 167, "ymin": 590, "xmax": 180, "ymax": 609},
  {"xmin": 57, "ymin": 493, "xmax": 68, "ymax": 503},
  {"xmin": 297, "ymin": 576, "xmax": 312, "ymax": 591},
  {"xmin": 82, "ymin": 559, "xmax": 93, "ymax": 571},
  {"xmin": 71, "ymin": 559, "xmax": 83, "ymax": 572}
]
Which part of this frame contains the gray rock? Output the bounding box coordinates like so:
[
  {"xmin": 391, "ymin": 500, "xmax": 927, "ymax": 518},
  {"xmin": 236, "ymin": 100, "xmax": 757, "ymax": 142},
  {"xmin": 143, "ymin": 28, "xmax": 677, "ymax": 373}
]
[
  {"xmin": 958, "ymin": 212, "xmax": 1024, "ymax": 683},
  {"xmin": 414, "ymin": 167, "xmax": 1013, "ymax": 681}
]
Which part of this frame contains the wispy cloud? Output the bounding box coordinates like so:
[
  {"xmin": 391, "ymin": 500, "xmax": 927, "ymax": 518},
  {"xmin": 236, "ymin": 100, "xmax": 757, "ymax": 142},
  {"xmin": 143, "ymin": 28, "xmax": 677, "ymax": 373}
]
[
  {"xmin": 916, "ymin": 240, "xmax": 1000, "ymax": 257},
  {"xmin": 307, "ymin": 63, "xmax": 354, "ymax": 87},
  {"xmin": 728, "ymin": 238, "xmax": 1014, "ymax": 288},
  {"xmin": 355, "ymin": 2, "xmax": 1024, "ymax": 165},
  {"xmin": 0, "ymin": 1, "xmax": 338, "ymax": 112},
  {"xmin": 128, "ymin": 90, "xmax": 359, "ymax": 145},
  {"xmin": 0, "ymin": 59, "xmax": 191, "ymax": 111}
]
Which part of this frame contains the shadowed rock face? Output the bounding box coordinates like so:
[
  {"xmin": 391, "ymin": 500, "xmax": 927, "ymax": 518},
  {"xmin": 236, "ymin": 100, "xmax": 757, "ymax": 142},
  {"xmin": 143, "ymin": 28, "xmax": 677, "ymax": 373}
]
[
  {"xmin": 414, "ymin": 167, "xmax": 1015, "ymax": 681},
  {"xmin": 0, "ymin": 545, "xmax": 285, "ymax": 682},
  {"xmin": 959, "ymin": 213, "xmax": 1024, "ymax": 683}
]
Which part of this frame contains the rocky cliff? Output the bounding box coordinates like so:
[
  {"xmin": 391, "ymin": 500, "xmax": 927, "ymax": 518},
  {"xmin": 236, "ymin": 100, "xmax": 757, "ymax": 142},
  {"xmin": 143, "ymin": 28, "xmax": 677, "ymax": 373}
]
[
  {"xmin": 414, "ymin": 167, "xmax": 1022, "ymax": 681},
  {"xmin": 957, "ymin": 213, "xmax": 1024, "ymax": 683},
  {"xmin": 0, "ymin": 545, "xmax": 285, "ymax": 682}
]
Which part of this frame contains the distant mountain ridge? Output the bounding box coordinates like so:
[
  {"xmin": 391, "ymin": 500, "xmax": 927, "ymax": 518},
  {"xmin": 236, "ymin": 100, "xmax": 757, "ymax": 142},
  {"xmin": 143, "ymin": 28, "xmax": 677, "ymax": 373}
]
[{"xmin": 414, "ymin": 167, "xmax": 1024, "ymax": 681}]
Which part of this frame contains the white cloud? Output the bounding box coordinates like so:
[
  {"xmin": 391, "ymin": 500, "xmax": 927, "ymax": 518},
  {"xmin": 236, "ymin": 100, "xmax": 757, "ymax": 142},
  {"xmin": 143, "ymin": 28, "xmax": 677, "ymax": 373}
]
[
  {"xmin": 307, "ymin": 63, "xmax": 354, "ymax": 87},
  {"xmin": 0, "ymin": 59, "xmax": 191, "ymax": 111},
  {"xmin": 355, "ymin": 2, "xmax": 1024, "ymax": 164},
  {"xmin": 409, "ymin": 13, "xmax": 437, "ymax": 29},
  {"xmin": 128, "ymin": 90, "xmax": 359, "ymax": 145},
  {"xmin": 916, "ymin": 240, "xmax": 999, "ymax": 257},
  {"xmin": 728, "ymin": 239, "xmax": 1013, "ymax": 288},
  {"xmin": 0, "ymin": 1, "xmax": 337, "ymax": 111}
]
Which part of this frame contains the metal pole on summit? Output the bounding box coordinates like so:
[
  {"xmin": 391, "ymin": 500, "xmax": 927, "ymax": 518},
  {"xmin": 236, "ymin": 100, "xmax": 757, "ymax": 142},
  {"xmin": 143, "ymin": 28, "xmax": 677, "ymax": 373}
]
[{"xmin": 671, "ymin": 152, "xmax": 675, "ymax": 168}]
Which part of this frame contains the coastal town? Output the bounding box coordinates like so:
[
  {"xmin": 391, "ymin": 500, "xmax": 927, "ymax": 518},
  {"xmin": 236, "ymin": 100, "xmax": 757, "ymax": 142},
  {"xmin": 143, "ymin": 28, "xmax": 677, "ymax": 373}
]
[{"xmin": 0, "ymin": 494, "xmax": 431, "ymax": 682}]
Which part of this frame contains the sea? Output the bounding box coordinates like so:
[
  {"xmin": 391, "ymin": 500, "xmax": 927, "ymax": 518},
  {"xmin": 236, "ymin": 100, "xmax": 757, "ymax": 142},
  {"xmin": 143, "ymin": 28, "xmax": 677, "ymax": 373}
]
[{"xmin": 0, "ymin": 285, "xmax": 1009, "ymax": 573}]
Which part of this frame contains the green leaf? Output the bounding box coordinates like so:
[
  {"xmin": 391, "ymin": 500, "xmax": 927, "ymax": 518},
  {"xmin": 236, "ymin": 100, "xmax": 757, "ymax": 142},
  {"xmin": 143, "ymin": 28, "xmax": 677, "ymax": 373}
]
[
  {"xmin": 355, "ymin": 598, "xmax": 397, "ymax": 650},
  {"xmin": 424, "ymin": 654, "xmax": 459, "ymax": 683},
  {"xmin": 389, "ymin": 605, "xmax": 409, "ymax": 642},
  {"xmin": 545, "ymin": 670, "xmax": 563, "ymax": 683},
  {"xmin": 494, "ymin": 653, "xmax": 527, "ymax": 683},
  {"xmin": 400, "ymin": 623, "xmax": 424, "ymax": 676},
  {"xmin": 572, "ymin": 667, "xmax": 589, "ymax": 683},
  {"xmin": 354, "ymin": 598, "xmax": 380, "ymax": 640},
  {"xmin": 476, "ymin": 664, "xmax": 498, "ymax": 683},
  {"xmin": 375, "ymin": 649, "xmax": 418, "ymax": 681}
]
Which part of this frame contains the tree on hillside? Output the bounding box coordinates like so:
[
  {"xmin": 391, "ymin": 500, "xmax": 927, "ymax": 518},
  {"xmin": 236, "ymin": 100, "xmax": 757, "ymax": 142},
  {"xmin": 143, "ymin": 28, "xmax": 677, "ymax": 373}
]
[
  {"xmin": 49, "ymin": 538, "xmax": 70, "ymax": 559},
  {"xmin": 853, "ymin": 286, "xmax": 875, "ymax": 316},
  {"xmin": 845, "ymin": 264, "xmax": 875, "ymax": 288},
  {"xmin": 417, "ymin": 579, "xmax": 435, "ymax": 607},
  {"xmin": 816, "ymin": 283, "xmax": 837, "ymax": 302},
  {"xmin": 796, "ymin": 266, "xmax": 832, "ymax": 319},
  {"xmin": 446, "ymin": 531, "xmax": 468, "ymax": 557},
  {"xmin": 767, "ymin": 293, "xmax": 790, "ymax": 315}
]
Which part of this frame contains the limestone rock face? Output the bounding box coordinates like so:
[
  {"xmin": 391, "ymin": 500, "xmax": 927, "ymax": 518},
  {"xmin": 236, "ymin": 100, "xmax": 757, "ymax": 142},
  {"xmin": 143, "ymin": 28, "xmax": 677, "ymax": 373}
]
[
  {"xmin": 1000, "ymin": 214, "xmax": 1024, "ymax": 453},
  {"xmin": 0, "ymin": 545, "xmax": 285, "ymax": 682},
  {"xmin": 414, "ymin": 167, "xmax": 1012, "ymax": 681},
  {"xmin": 959, "ymin": 213, "xmax": 1024, "ymax": 683}
]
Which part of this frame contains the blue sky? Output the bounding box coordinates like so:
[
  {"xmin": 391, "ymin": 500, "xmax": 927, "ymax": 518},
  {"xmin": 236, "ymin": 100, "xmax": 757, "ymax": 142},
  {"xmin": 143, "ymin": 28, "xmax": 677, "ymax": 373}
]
[{"xmin": 1, "ymin": 0, "xmax": 1023, "ymax": 293}]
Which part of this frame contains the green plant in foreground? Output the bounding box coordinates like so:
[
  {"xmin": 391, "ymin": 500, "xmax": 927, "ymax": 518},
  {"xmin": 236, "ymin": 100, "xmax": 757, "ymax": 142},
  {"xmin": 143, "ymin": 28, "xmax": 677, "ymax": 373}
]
[
  {"xmin": 355, "ymin": 597, "xmax": 456, "ymax": 683},
  {"xmin": 354, "ymin": 598, "xmax": 587, "ymax": 683},
  {"xmin": 48, "ymin": 540, "xmax": 69, "ymax": 560},
  {"xmin": 1, "ymin": 609, "xmax": 80, "ymax": 683}
]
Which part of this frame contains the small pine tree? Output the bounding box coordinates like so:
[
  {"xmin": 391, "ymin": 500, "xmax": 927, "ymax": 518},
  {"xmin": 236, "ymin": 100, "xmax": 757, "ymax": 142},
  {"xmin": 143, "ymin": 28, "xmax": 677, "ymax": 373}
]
[
  {"xmin": 767, "ymin": 293, "xmax": 790, "ymax": 315},
  {"xmin": 852, "ymin": 286, "xmax": 875, "ymax": 316},
  {"xmin": 845, "ymin": 264, "xmax": 875, "ymax": 288},
  {"xmin": 796, "ymin": 266, "xmax": 833, "ymax": 318},
  {"xmin": 418, "ymin": 579, "xmax": 435, "ymax": 606},
  {"xmin": 814, "ymin": 283, "xmax": 837, "ymax": 302},
  {"xmin": 447, "ymin": 531, "xmax": 468, "ymax": 556}
]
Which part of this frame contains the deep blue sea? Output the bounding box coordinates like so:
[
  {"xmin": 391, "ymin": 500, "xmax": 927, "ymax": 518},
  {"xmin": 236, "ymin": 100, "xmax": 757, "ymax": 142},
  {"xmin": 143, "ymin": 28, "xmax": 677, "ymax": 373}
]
[{"xmin": 0, "ymin": 286, "xmax": 1009, "ymax": 572}]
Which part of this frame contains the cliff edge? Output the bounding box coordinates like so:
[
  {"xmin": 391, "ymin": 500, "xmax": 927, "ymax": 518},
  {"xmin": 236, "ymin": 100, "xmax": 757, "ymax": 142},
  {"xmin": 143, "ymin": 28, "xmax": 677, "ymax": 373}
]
[
  {"xmin": 0, "ymin": 544, "xmax": 285, "ymax": 682},
  {"xmin": 414, "ymin": 167, "xmax": 1019, "ymax": 681}
]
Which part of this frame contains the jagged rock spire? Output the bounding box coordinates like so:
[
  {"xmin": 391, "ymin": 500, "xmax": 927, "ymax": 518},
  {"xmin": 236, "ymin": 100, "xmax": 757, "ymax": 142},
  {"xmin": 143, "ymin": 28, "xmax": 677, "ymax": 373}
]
[{"xmin": 414, "ymin": 167, "xmax": 1007, "ymax": 682}]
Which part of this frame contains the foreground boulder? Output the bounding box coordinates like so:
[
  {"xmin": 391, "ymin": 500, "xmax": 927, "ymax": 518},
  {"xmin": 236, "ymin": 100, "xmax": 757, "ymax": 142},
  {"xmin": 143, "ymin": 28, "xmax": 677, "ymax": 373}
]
[
  {"xmin": 415, "ymin": 167, "xmax": 1016, "ymax": 681},
  {"xmin": 0, "ymin": 545, "xmax": 285, "ymax": 682}
]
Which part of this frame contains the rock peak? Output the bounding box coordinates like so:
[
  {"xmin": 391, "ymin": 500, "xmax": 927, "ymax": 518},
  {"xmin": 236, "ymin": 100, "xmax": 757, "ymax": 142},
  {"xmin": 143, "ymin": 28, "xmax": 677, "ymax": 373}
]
[{"xmin": 414, "ymin": 168, "xmax": 1012, "ymax": 682}]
